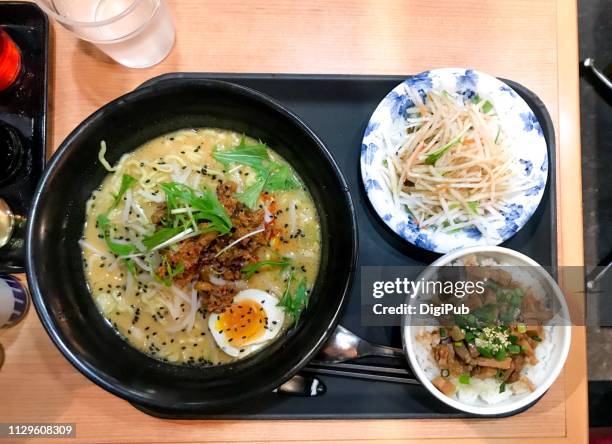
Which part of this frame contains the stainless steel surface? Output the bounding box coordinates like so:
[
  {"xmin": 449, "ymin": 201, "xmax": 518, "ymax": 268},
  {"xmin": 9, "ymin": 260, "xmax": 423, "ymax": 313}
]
[
  {"xmin": 584, "ymin": 58, "xmax": 612, "ymax": 91},
  {"xmin": 302, "ymin": 366, "xmax": 419, "ymax": 385},
  {"xmin": 275, "ymin": 374, "xmax": 326, "ymax": 397},
  {"xmin": 0, "ymin": 199, "xmax": 15, "ymax": 248},
  {"xmin": 587, "ymin": 262, "xmax": 612, "ymax": 289},
  {"xmin": 316, "ymin": 325, "xmax": 404, "ymax": 364}
]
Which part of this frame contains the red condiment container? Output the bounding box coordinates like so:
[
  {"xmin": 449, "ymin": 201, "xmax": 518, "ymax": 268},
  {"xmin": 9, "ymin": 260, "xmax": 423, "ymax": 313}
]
[{"xmin": 0, "ymin": 28, "xmax": 21, "ymax": 92}]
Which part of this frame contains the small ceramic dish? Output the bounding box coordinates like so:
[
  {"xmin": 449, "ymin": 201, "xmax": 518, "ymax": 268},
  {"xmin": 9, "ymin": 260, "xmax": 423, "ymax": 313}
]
[
  {"xmin": 360, "ymin": 68, "xmax": 548, "ymax": 253},
  {"xmin": 402, "ymin": 246, "xmax": 571, "ymax": 416}
]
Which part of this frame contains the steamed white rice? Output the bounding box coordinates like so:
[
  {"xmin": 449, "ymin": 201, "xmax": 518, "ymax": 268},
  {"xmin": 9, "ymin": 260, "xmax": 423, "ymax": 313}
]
[
  {"xmin": 414, "ymin": 325, "xmax": 553, "ymax": 405},
  {"xmin": 414, "ymin": 255, "xmax": 555, "ymax": 406}
]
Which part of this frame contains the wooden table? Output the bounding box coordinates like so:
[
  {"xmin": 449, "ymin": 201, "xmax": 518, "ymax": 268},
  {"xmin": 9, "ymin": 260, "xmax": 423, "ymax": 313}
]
[{"xmin": 0, "ymin": 0, "xmax": 587, "ymax": 442}]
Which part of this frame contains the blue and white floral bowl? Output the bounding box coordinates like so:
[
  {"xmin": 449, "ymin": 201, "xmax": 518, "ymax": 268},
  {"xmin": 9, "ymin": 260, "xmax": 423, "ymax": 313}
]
[{"xmin": 360, "ymin": 68, "xmax": 548, "ymax": 254}]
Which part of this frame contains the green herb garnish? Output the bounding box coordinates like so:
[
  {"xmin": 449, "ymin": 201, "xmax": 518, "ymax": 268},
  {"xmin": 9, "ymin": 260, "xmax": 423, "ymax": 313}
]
[
  {"xmin": 424, "ymin": 127, "xmax": 469, "ymax": 165},
  {"xmin": 212, "ymin": 139, "xmax": 270, "ymax": 169},
  {"xmin": 125, "ymin": 259, "xmax": 137, "ymax": 277},
  {"xmin": 96, "ymin": 213, "xmax": 136, "ymax": 257},
  {"xmin": 234, "ymin": 173, "xmax": 268, "ymax": 209},
  {"xmin": 154, "ymin": 256, "xmax": 185, "ymax": 287},
  {"xmin": 94, "ymin": 174, "xmax": 138, "ymax": 271},
  {"xmin": 265, "ymin": 163, "xmax": 300, "ymax": 191},
  {"xmin": 241, "ymin": 258, "xmax": 292, "ymax": 279},
  {"xmin": 458, "ymin": 374, "xmax": 471, "ymax": 384},
  {"xmin": 213, "ymin": 139, "xmax": 301, "ymax": 206},
  {"xmin": 278, "ymin": 272, "xmax": 309, "ymax": 321},
  {"xmin": 109, "ymin": 174, "xmax": 137, "ymax": 211},
  {"xmin": 142, "ymin": 226, "xmax": 186, "ymax": 251},
  {"xmin": 160, "ymin": 182, "xmax": 232, "ymax": 234}
]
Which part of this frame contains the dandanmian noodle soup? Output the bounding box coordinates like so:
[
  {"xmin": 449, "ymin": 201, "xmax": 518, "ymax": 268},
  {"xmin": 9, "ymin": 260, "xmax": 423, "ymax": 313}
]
[{"xmin": 80, "ymin": 128, "xmax": 321, "ymax": 366}]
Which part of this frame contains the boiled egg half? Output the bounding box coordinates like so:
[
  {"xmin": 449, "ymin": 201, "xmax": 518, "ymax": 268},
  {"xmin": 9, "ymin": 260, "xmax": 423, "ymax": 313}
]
[{"xmin": 209, "ymin": 289, "xmax": 285, "ymax": 357}]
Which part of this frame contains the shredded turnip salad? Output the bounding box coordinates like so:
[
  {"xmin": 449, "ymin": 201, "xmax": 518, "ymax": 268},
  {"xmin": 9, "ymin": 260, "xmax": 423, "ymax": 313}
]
[{"xmin": 379, "ymin": 90, "xmax": 532, "ymax": 241}]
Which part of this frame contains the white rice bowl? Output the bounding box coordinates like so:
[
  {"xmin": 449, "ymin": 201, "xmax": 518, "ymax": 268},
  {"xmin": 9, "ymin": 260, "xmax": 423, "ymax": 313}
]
[{"xmin": 403, "ymin": 246, "xmax": 571, "ymax": 416}]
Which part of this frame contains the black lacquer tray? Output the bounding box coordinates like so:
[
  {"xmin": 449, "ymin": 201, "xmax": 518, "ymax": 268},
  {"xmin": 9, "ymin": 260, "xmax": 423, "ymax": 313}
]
[
  {"xmin": 0, "ymin": 2, "xmax": 48, "ymax": 273},
  {"xmin": 133, "ymin": 73, "xmax": 556, "ymax": 419}
]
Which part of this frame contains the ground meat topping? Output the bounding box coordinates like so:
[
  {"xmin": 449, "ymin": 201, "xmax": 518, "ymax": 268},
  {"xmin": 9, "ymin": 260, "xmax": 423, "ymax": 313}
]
[{"xmin": 157, "ymin": 180, "xmax": 271, "ymax": 313}]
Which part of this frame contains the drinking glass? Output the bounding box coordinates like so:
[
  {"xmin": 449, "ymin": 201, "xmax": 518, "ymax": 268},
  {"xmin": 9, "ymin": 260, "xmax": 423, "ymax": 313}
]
[{"xmin": 34, "ymin": 0, "xmax": 175, "ymax": 68}]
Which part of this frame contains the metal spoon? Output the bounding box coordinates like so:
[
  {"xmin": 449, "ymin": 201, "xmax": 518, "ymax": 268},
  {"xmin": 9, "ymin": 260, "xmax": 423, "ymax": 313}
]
[
  {"xmin": 584, "ymin": 58, "xmax": 612, "ymax": 91},
  {"xmin": 314, "ymin": 325, "xmax": 404, "ymax": 364}
]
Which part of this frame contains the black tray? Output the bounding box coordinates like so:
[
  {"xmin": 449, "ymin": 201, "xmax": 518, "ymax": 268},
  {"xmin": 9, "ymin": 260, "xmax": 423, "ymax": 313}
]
[
  {"xmin": 0, "ymin": 2, "xmax": 48, "ymax": 273},
  {"xmin": 134, "ymin": 73, "xmax": 557, "ymax": 419}
]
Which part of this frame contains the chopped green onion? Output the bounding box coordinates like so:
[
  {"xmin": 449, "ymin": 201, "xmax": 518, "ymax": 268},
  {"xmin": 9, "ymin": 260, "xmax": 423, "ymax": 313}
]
[
  {"xmin": 477, "ymin": 346, "xmax": 493, "ymax": 358},
  {"xmin": 510, "ymin": 288, "xmax": 524, "ymax": 306},
  {"xmin": 494, "ymin": 127, "xmax": 501, "ymax": 144},
  {"xmin": 467, "ymin": 201, "xmax": 478, "ymax": 214},
  {"xmin": 517, "ymin": 323, "xmax": 527, "ymax": 333},
  {"xmin": 508, "ymin": 344, "xmax": 521, "ymax": 354},
  {"xmin": 499, "ymin": 382, "xmax": 506, "ymax": 393},
  {"xmin": 439, "ymin": 327, "xmax": 447, "ymax": 337},
  {"xmin": 458, "ymin": 374, "xmax": 470, "ymax": 384},
  {"xmin": 424, "ymin": 127, "xmax": 470, "ymax": 165},
  {"xmin": 495, "ymin": 350, "xmax": 507, "ymax": 361},
  {"xmin": 454, "ymin": 341, "xmax": 463, "ymax": 348},
  {"xmin": 532, "ymin": 335, "xmax": 542, "ymax": 342},
  {"xmin": 482, "ymin": 100, "xmax": 494, "ymax": 114}
]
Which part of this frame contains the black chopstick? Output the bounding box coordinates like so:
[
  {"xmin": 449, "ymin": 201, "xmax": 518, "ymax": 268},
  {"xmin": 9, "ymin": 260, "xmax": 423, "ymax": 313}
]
[
  {"xmin": 301, "ymin": 366, "xmax": 420, "ymax": 385},
  {"xmin": 308, "ymin": 361, "xmax": 413, "ymax": 376}
]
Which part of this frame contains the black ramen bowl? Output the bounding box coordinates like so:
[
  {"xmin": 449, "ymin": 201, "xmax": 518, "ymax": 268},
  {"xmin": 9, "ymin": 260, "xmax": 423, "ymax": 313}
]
[{"xmin": 26, "ymin": 79, "xmax": 357, "ymax": 413}]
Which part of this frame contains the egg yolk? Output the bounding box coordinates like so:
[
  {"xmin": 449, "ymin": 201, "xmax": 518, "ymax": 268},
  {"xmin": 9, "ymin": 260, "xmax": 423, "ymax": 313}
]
[{"xmin": 214, "ymin": 299, "xmax": 267, "ymax": 347}]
